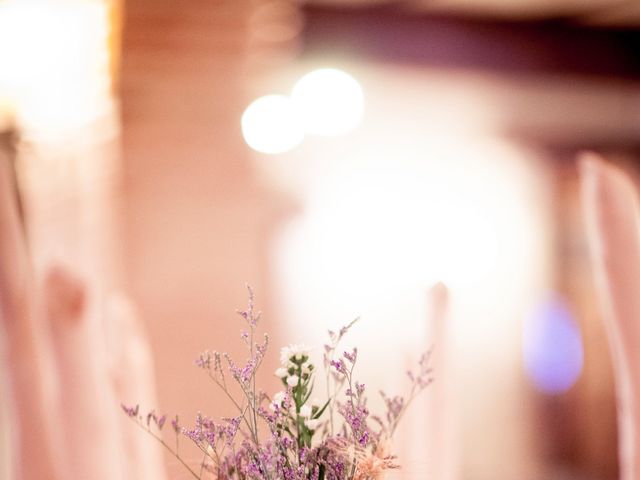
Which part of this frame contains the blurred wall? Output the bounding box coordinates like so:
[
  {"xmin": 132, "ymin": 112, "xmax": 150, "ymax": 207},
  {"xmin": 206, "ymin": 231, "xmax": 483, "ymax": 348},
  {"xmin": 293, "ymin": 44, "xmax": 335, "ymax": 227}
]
[{"xmin": 119, "ymin": 0, "xmax": 291, "ymax": 472}]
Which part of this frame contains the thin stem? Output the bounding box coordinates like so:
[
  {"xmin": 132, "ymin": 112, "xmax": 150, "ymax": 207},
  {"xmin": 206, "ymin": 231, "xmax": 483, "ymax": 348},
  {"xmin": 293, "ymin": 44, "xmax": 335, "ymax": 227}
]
[
  {"xmin": 199, "ymin": 450, "xmax": 208, "ymax": 478},
  {"xmin": 390, "ymin": 355, "xmax": 432, "ymax": 435},
  {"xmin": 129, "ymin": 418, "xmax": 201, "ymax": 480},
  {"xmin": 345, "ymin": 365, "xmax": 359, "ymax": 480},
  {"xmin": 326, "ymin": 366, "xmax": 334, "ymax": 436},
  {"xmin": 208, "ymin": 371, "xmax": 255, "ymax": 436},
  {"xmin": 390, "ymin": 383, "xmax": 416, "ymax": 436},
  {"xmin": 250, "ymin": 325, "xmax": 259, "ymax": 440}
]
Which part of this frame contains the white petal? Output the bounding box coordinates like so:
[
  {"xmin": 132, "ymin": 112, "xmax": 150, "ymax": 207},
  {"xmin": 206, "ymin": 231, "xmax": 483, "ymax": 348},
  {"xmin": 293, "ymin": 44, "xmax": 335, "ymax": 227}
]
[{"xmin": 299, "ymin": 405, "xmax": 312, "ymax": 418}]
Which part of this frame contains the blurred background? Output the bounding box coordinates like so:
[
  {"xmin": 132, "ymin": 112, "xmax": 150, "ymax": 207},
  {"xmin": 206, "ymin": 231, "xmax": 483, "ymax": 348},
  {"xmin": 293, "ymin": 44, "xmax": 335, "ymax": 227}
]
[{"xmin": 1, "ymin": 0, "xmax": 640, "ymax": 479}]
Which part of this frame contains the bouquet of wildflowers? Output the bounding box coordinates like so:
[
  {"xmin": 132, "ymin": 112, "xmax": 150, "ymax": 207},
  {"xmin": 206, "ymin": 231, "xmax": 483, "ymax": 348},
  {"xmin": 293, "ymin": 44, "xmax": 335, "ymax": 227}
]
[{"xmin": 123, "ymin": 287, "xmax": 432, "ymax": 480}]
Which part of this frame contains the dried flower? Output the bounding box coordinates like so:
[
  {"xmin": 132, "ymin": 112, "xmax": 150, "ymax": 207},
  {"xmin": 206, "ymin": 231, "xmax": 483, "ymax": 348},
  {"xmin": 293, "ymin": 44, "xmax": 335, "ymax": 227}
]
[
  {"xmin": 299, "ymin": 405, "xmax": 312, "ymax": 418},
  {"xmin": 280, "ymin": 344, "xmax": 312, "ymax": 365},
  {"xmin": 286, "ymin": 374, "xmax": 299, "ymax": 387},
  {"xmin": 123, "ymin": 288, "xmax": 432, "ymax": 480}
]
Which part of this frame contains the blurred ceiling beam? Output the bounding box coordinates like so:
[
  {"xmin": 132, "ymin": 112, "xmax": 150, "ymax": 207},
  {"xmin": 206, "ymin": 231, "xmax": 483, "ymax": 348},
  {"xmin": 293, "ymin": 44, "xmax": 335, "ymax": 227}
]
[
  {"xmin": 578, "ymin": 1, "xmax": 640, "ymax": 27},
  {"xmin": 301, "ymin": 4, "xmax": 640, "ymax": 80},
  {"xmin": 308, "ymin": 0, "xmax": 640, "ymax": 26}
]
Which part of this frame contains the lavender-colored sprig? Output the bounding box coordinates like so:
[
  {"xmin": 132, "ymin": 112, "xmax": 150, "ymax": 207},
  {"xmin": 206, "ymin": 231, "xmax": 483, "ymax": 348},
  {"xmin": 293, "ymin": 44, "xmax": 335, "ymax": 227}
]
[
  {"xmin": 122, "ymin": 289, "xmax": 433, "ymax": 480},
  {"xmin": 236, "ymin": 284, "xmax": 262, "ymax": 328},
  {"xmin": 378, "ymin": 349, "xmax": 434, "ymax": 437},
  {"xmin": 323, "ymin": 318, "xmax": 359, "ymax": 436},
  {"xmin": 333, "ymin": 350, "xmax": 370, "ymax": 449},
  {"xmin": 195, "ymin": 289, "xmax": 270, "ymax": 447},
  {"xmin": 122, "ymin": 404, "xmax": 202, "ymax": 480}
]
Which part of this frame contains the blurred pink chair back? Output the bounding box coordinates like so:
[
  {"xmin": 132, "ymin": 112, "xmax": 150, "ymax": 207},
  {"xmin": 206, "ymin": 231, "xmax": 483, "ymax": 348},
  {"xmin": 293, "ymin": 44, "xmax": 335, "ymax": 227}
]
[
  {"xmin": 425, "ymin": 282, "xmax": 459, "ymax": 480},
  {"xmin": 580, "ymin": 152, "xmax": 640, "ymax": 480}
]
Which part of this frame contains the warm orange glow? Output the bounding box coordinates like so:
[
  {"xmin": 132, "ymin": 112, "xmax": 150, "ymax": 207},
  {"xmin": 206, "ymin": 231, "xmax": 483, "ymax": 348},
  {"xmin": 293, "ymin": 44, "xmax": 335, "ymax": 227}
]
[{"xmin": 0, "ymin": 0, "xmax": 112, "ymax": 141}]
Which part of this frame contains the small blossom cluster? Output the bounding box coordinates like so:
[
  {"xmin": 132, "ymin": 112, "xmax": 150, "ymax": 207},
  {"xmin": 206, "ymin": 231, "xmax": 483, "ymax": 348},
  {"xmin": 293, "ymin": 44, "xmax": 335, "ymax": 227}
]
[{"xmin": 123, "ymin": 287, "xmax": 432, "ymax": 480}]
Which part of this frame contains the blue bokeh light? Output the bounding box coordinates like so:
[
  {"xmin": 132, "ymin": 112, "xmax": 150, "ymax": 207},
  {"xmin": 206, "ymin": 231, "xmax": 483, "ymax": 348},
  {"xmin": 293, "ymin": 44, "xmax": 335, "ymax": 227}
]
[{"xmin": 523, "ymin": 297, "xmax": 584, "ymax": 395}]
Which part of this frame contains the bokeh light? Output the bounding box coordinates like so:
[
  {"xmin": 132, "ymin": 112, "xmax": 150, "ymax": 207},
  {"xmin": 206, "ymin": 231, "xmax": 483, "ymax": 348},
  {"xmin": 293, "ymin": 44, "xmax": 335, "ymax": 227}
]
[
  {"xmin": 523, "ymin": 297, "xmax": 584, "ymax": 394},
  {"xmin": 290, "ymin": 68, "xmax": 364, "ymax": 136},
  {"xmin": 0, "ymin": 0, "xmax": 111, "ymax": 141},
  {"xmin": 241, "ymin": 94, "xmax": 304, "ymax": 154}
]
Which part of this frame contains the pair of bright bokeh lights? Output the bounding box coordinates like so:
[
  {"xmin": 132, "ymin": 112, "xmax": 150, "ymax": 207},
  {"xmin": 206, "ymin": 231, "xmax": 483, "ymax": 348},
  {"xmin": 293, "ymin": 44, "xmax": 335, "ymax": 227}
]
[{"xmin": 241, "ymin": 68, "xmax": 364, "ymax": 155}]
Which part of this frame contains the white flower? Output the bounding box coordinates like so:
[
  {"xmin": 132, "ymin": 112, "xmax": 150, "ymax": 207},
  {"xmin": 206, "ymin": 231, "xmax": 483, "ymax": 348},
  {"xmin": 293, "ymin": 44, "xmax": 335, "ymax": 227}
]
[
  {"xmin": 270, "ymin": 391, "xmax": 287, "ymax": 410},
  {"xmin": 305, "ymin": 418, "xmax": 320, "ymax": 430},
  {"xmin": 286, "ymin": 375, "xmax": 299, "ymax": 387},
  {"xmin": 280, "ymin": 344, "xmax": 312, "ymax": 365},
  {"xmin": 274, "ymin": 367, "xmax": 288, "ymax": 378},
  {"xmin": 301, "ymin": 364, "xmax": 311, "ymax": 375},
  {"xmin": 299, "ymin": 405, "xmax": 312, "ymax": 418}
]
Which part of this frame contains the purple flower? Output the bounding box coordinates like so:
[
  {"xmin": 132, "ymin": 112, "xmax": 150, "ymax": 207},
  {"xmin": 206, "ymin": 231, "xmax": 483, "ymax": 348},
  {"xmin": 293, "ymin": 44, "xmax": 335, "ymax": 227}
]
[
  {"xmin": 121, "ymin": 404, "xmax": 139, "ymax": 417},
  {"xmin": 331, "ymin": 359, "xmax": 346, "ymax": 374},
  {"xmin": 121, "ymin": 289, "xmax": 432, "ymax": 480}
]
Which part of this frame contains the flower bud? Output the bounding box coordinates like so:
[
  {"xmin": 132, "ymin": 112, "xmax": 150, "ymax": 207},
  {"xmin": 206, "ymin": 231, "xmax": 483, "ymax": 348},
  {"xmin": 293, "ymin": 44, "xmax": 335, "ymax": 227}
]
[
  {"xmin": 305, "ymin": 418, "xmax": 320, "ymax": 430},
  {"xmin": 299, "ymin": 405, "xmax": 312, "ymax": 418}
]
